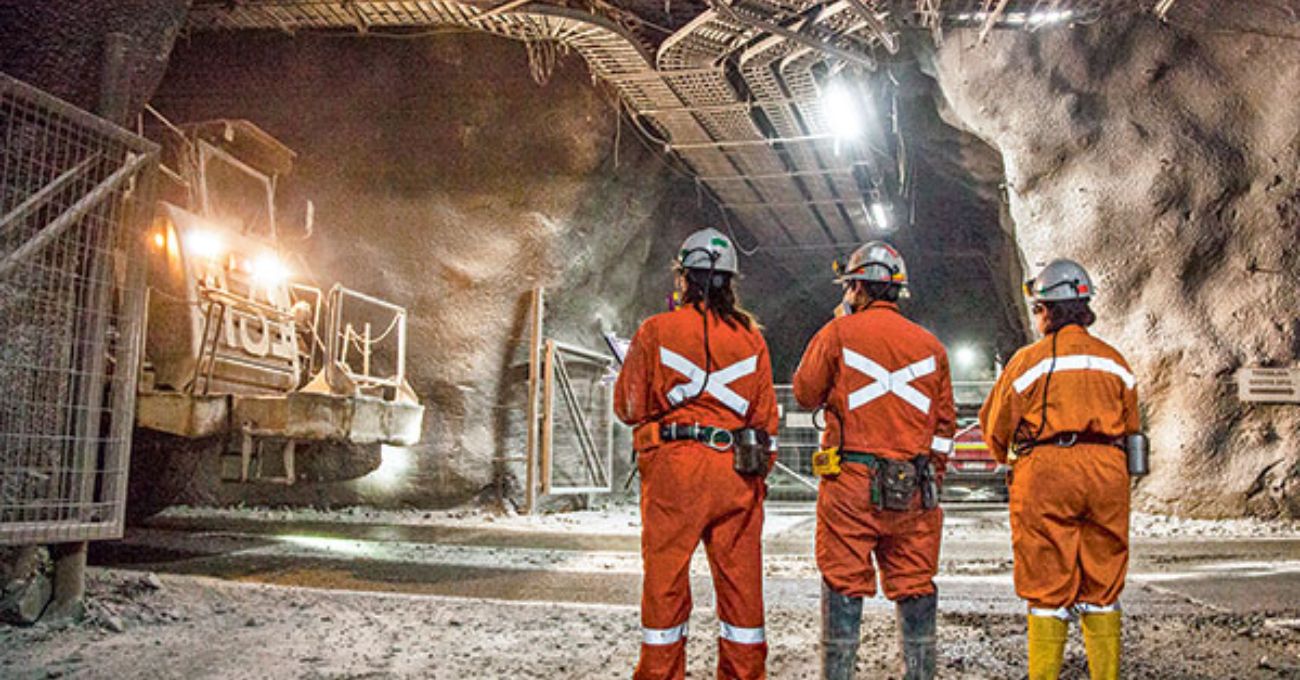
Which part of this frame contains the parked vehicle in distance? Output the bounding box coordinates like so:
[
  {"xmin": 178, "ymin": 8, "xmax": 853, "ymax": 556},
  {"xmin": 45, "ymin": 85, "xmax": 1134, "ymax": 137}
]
[{"xmin": 942, "ymin": 413, "xmax": 1009, "ymax": 503}]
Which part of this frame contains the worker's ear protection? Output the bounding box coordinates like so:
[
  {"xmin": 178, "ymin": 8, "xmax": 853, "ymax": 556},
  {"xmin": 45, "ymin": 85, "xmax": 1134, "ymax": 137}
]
[{"xmin": 677, "ymin": 247, "xmax": 726, "ymax": 289}]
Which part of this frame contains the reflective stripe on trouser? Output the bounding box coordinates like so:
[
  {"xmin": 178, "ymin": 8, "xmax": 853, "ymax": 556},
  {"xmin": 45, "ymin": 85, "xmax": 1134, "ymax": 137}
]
[
  {"xmin": 816, "ymin": 463, "xmax": 942, "ymax": 600},
  {"xmin": 643, "ymin": 622, "xmax": 689, "ymax": 645},
  {"xmin": 635, "ymin": 441, "xmax": 768, "ymax": 680},
  {"xmin": 1009, "ymin": 444, "xmax": 1129, "ymax": 609}
]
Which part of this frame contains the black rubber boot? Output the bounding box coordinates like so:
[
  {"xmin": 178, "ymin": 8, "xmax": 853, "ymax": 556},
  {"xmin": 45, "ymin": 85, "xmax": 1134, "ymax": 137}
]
[
  {"xmin": 896, "ymin": 592, "xmax": 938, "ymax": 680},
  {"xmin": 821, "ymin": 580, "xmax": 863, "ymax": 680}
]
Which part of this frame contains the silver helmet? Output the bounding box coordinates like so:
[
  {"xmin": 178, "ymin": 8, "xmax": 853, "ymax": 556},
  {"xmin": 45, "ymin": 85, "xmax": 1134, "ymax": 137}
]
[
  {"xmin": 677, "ymin": 227, "xmax": 739, "ymax": 274},
  {"xmin": 834, "ymin": 240, "xmax": 908, "ymax": 287},
  {"xmin": 1024, "ymin": 258, "xmax": 1094, "ymax": 302}
]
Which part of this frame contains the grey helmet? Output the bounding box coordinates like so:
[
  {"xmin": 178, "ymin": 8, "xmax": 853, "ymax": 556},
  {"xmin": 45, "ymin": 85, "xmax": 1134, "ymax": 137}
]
[
  {"xmin": 677, "ymin": 227, "xmax": 739, "ymax": 274},
  {"xmin": 834, "ymin": 240, "xmax": 908, "ymax": 287},
  {"xmin": 1024, "ymin": 258, "xmax": 1094, "ymax": 302}
]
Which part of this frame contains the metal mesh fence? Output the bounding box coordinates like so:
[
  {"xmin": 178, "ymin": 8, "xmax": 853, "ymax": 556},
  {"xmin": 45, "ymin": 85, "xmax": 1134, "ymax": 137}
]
[
  {"xmin": 0, "ymin": 73, "xmax": 157, "ymax": 545},
  {"xmin": 544, "ymin": 353, "xmax": 614, "ymax": 494},
  {"xmin": 769, "ymin": 384, "xmax": 820, "ymax": 500}
]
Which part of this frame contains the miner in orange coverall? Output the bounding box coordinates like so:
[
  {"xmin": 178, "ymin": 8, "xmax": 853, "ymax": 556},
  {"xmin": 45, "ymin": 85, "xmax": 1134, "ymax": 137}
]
[
  {"xmin": 792, "ymin": 242, "xmax": 955, "ymax": 680},
  {"xmin": 980, "ymin": 258, "xmax": 1139, "ymax": 680},
  {"xmin": 614, "ymin": 227, "xmax": 779, "ymax": 680}
]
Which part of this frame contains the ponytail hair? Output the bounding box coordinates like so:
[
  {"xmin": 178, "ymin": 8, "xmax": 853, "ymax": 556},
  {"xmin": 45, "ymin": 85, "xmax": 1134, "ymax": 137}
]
[{"xmin": 680, "ymin": 269, "xmax": 758, "ymax": 330}]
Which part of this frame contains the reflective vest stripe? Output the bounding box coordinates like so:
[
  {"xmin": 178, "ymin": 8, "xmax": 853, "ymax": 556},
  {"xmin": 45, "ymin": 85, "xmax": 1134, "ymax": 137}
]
[
  {"xmin": 843, "ymin": 349, "xmax": 936, "ymax": 414},
  {"xmin": 718, "ymin": 621, "xmax": 765, "ymax": 644},
  {"xmin": 930, "ymin": 436, "xmax": 954, "ymax": 454},
  {"xmin": 642, "ymin": 622, "xmax": 688, "ymax": 645},
  {"xmin": 1012, "ymin": 354, "xmax": 1136, "ymax": 394},
  {"xmin": 660, "ymin": 347, "xmax": 757, "ymax": 416}
]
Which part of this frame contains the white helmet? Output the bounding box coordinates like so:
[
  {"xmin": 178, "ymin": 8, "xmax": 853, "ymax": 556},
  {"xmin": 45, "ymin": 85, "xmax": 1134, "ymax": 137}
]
[
  {"xmin": 677, "ymin": 228, "xmax": 738, "ymax": 274},
  {"xmin": 1024, "ymin": 258, "xmax": 1094, "ymax": 302},
  {"xmin": 834, "ymin": 240, "xmax": 908, "ymax": 287}
]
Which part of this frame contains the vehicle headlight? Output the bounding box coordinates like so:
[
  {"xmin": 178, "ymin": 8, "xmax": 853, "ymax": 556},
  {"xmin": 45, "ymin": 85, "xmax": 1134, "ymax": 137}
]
[{"xmin": 250, "ymin": 251, "xmax": 290, "ymax": 287}]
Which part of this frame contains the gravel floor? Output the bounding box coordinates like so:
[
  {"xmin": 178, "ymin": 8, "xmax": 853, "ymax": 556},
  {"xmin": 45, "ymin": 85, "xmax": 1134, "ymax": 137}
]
[{"xmin": 2, "ymin": 570, "xmax": 1298, "ymax": 679}]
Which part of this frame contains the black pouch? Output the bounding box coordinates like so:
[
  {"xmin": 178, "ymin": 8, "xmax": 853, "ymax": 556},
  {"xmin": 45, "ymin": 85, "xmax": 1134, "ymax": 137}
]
[
  {"xmin": 732, "ymin": 428, "xmax": 770, "ymax": 477},
  {"xmin": 915, "ymin": 457, "xmax": 938, "ymax": 510},
  {"xmin": 878, "ymin": 458, "xmax": 919, "ymax": 511}
]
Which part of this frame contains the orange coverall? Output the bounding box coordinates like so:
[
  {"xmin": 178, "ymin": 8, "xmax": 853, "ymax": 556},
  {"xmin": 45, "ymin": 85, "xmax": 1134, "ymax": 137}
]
[
  {"xmin": 979, "ymin": 325, "xmax": 1138, "ymax": 610},
  {"xmin": 793, "ymin": 302, "xmax": 955, "ymax": 600},
  {"xmin": 614, "ymin": 305, "xmax": 779, "ymax": 680}
]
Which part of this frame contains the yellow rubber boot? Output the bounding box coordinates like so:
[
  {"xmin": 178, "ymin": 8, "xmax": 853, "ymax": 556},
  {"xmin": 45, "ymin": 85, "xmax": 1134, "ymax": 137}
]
[
  {"xmin": 1027, "ymin": 615, "xmax": 1068, "ymax": 680},
  {"xmin": 1080, "ymin": 611, "xmax": 1122, "ymax": 680}
]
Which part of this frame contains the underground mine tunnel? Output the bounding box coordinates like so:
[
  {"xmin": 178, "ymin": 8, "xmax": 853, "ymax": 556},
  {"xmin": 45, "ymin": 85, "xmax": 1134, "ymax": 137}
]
[{"xmin": 2, "ymin": 1, "xmax": 1299, "ymax": 678}]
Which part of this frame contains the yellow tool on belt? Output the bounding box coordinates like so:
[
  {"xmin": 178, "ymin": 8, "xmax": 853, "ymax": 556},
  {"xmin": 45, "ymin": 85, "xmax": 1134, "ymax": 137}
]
[{"xmin": 812, "ymin": 446, "xmax": 842, "ymax": 477}]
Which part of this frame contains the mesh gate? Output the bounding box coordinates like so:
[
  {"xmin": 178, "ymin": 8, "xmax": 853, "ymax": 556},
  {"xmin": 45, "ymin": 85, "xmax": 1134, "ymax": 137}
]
[
  {"xmin": 769, "ymin": 385, "xmax": 821, "ymax": 500},
  {"xmin": 0, "ymin": 73, "xmax": 158, "ymax": 545}
]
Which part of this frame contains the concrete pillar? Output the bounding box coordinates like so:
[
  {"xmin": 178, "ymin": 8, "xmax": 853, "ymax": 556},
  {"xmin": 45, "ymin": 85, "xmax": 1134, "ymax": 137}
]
[{"xmin": 44, "ymin": 542, "xmax": 87, "ymax": 620}]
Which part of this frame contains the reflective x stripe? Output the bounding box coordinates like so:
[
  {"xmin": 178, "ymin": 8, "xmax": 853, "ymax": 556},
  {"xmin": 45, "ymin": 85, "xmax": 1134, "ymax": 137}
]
[
  {"xmin": 1013, "ymin": 354, "xmax": 1136, "ymax": 393},
  {"xmin": 719, "ymin": 621, "xmax": 765, "ymax": 644},
  {"xmin": 642, "ymin": 622, "xmax": 688, "ymax": 645},
  {"xmin": 1029, "ymin": 607, "xmax": 1072, "ymax": 620},
  {"xmin": 930, "ymin": 436, "xmax": 954, "ymax": 454},
  {"xmin": 843, "ymin": 349, "xmax": 936, "ymax": 414},
  {"xmin": 1075, "ymin": 602, "xmax": 1120, "ymax": 614},
  {"xmin": 660, "ymin": 347, "xmax": 757, "ymax": 416}
]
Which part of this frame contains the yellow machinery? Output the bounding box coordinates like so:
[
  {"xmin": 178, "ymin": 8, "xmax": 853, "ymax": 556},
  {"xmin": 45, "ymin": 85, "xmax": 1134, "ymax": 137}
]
[{"xmin": 132, "ymin": 118, "xmax": 421, "ymax": 508}]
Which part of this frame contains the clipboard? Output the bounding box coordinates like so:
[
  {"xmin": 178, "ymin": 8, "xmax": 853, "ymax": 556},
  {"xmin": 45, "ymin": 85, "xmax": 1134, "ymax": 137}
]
[{"xmin": 604, "ymin": 332, "xmax": 631, "ymax": 369}]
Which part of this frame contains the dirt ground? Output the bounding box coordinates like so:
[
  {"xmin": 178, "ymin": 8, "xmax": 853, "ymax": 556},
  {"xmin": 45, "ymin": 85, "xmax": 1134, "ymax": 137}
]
[
  {"xmin": 0, "ymin": 569, "xmax": 1298, "ymax": 679},
  {"xmin": 2, "ymin": 504, "xmax": 1299, "ymax": 678}
]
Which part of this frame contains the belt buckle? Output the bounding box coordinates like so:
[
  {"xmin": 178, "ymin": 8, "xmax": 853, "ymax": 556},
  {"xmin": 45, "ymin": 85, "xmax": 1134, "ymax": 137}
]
[
  {"xmin": 1057, "ymin": 432, "xmax": 1078, "ymax": 448},
  {"xmin": 706, "ymin": 428, "xmax": 734, "ymax": 451}
]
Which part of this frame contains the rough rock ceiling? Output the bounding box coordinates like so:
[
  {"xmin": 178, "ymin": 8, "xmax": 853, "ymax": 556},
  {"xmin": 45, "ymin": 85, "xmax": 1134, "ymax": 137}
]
[{"xmin": 185, "ymin": 0, "xmax": 1145, "ymax": 258}]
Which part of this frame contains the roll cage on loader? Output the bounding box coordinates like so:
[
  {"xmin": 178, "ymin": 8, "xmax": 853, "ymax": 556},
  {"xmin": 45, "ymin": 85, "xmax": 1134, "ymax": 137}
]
[{"xmin": 132, "ymin": 115, "xmax": 421, "ymax": 511}]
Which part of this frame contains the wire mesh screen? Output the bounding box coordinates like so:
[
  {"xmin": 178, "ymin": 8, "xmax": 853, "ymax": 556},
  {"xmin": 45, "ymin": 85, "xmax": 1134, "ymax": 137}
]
[
  {"xmin": 769, "ymin": 385, "xmax": 820, "ymax": 500},
  {"xmin": 542, "ymin": 344, "xmax": 614, "ymax": 495},
  {"xmin": 0, "ymin": 73, "xmax": 157, "ymax": 545}
]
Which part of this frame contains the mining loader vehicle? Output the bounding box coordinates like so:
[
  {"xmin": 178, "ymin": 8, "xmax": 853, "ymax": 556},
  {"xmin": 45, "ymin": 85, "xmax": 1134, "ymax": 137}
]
[{"xmin": 128, "ymin": 117, "xmax": 422, "ymax": 517}]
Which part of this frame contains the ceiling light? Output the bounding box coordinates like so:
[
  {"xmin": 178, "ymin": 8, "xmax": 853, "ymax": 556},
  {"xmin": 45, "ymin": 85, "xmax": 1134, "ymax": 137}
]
[
  {"xmin": 821, "ymin": 83, "xmax": 863, "ymax": 140},
  {"xmin": 869, "ymin": 201, "xmax": 891, "ymax": 230}
]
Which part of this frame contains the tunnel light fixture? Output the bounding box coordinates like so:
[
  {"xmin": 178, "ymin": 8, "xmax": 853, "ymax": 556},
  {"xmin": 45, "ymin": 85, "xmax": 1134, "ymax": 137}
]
[
  {"xmin": 955, "ymin": 345, "xmax": 980, "ymax": 370},
  {"xmin": 1027, "ymin": 10, "xmax": 1073, "ymax": 25},
  {"xmin": 952, "ymin": 10, "xmax": 1072, "ymax": 25},
  {"xmin": 821, "ymin": 82, "xmax": 863, "ymax": 140},
  {"xmin": 869, "ymin": 201, "xmax": 891, "ymax": 231}
]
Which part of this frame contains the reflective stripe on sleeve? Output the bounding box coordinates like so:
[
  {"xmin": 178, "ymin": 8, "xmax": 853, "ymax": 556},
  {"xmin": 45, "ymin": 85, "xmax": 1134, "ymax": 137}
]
[
  {"xmin": 1074, "ymin": 602, "xmax": 1120, "ymax": 614},
  {"xmin": 642, "ymin": 622, "xmax": 688, "ymax": 645},
  {"xmin": 1029, "ymin": 607, "xmax": 1072, "ymax": 620},
  {"xmin": 719, "ymin": 621, "xmax": 765, "ymax": 644},
  {"xmin": 768, "ymin": 436, "xmax": 779, "ymax": 452},
  {"xmin": 1012, "ymin": 354, "xmax": 1136, "ymax": 393},
  {"xmin": 930, "ymin": 436, "xmax": 954, "ymax": 454}
]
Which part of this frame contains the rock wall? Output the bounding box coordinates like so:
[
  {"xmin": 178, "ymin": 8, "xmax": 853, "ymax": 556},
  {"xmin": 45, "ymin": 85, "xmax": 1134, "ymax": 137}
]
[
  {"xmin": 0, "ymin": 0, "xmax": 190, "ymax": 116},
  {"xmin": 149, "ymin": 31, "xmax": 717, "ymax": 508},
  {"xmin": 927, "ymin": 9, "xmax": 1300, "ymax": 518}
]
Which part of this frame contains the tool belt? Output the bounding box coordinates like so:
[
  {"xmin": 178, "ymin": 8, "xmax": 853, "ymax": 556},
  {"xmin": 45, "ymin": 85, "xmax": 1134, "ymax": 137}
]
[
  {"xmin": 1022, "ymin": 431, "xmax": 1125, "ymax": 452},
  {"xmin": 633, "ymin": 422, "xmax": 770, "ymax": 477},
  {"xmin": 841, "ymin": 451, "xmax": 938, "ymax": 511}
]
